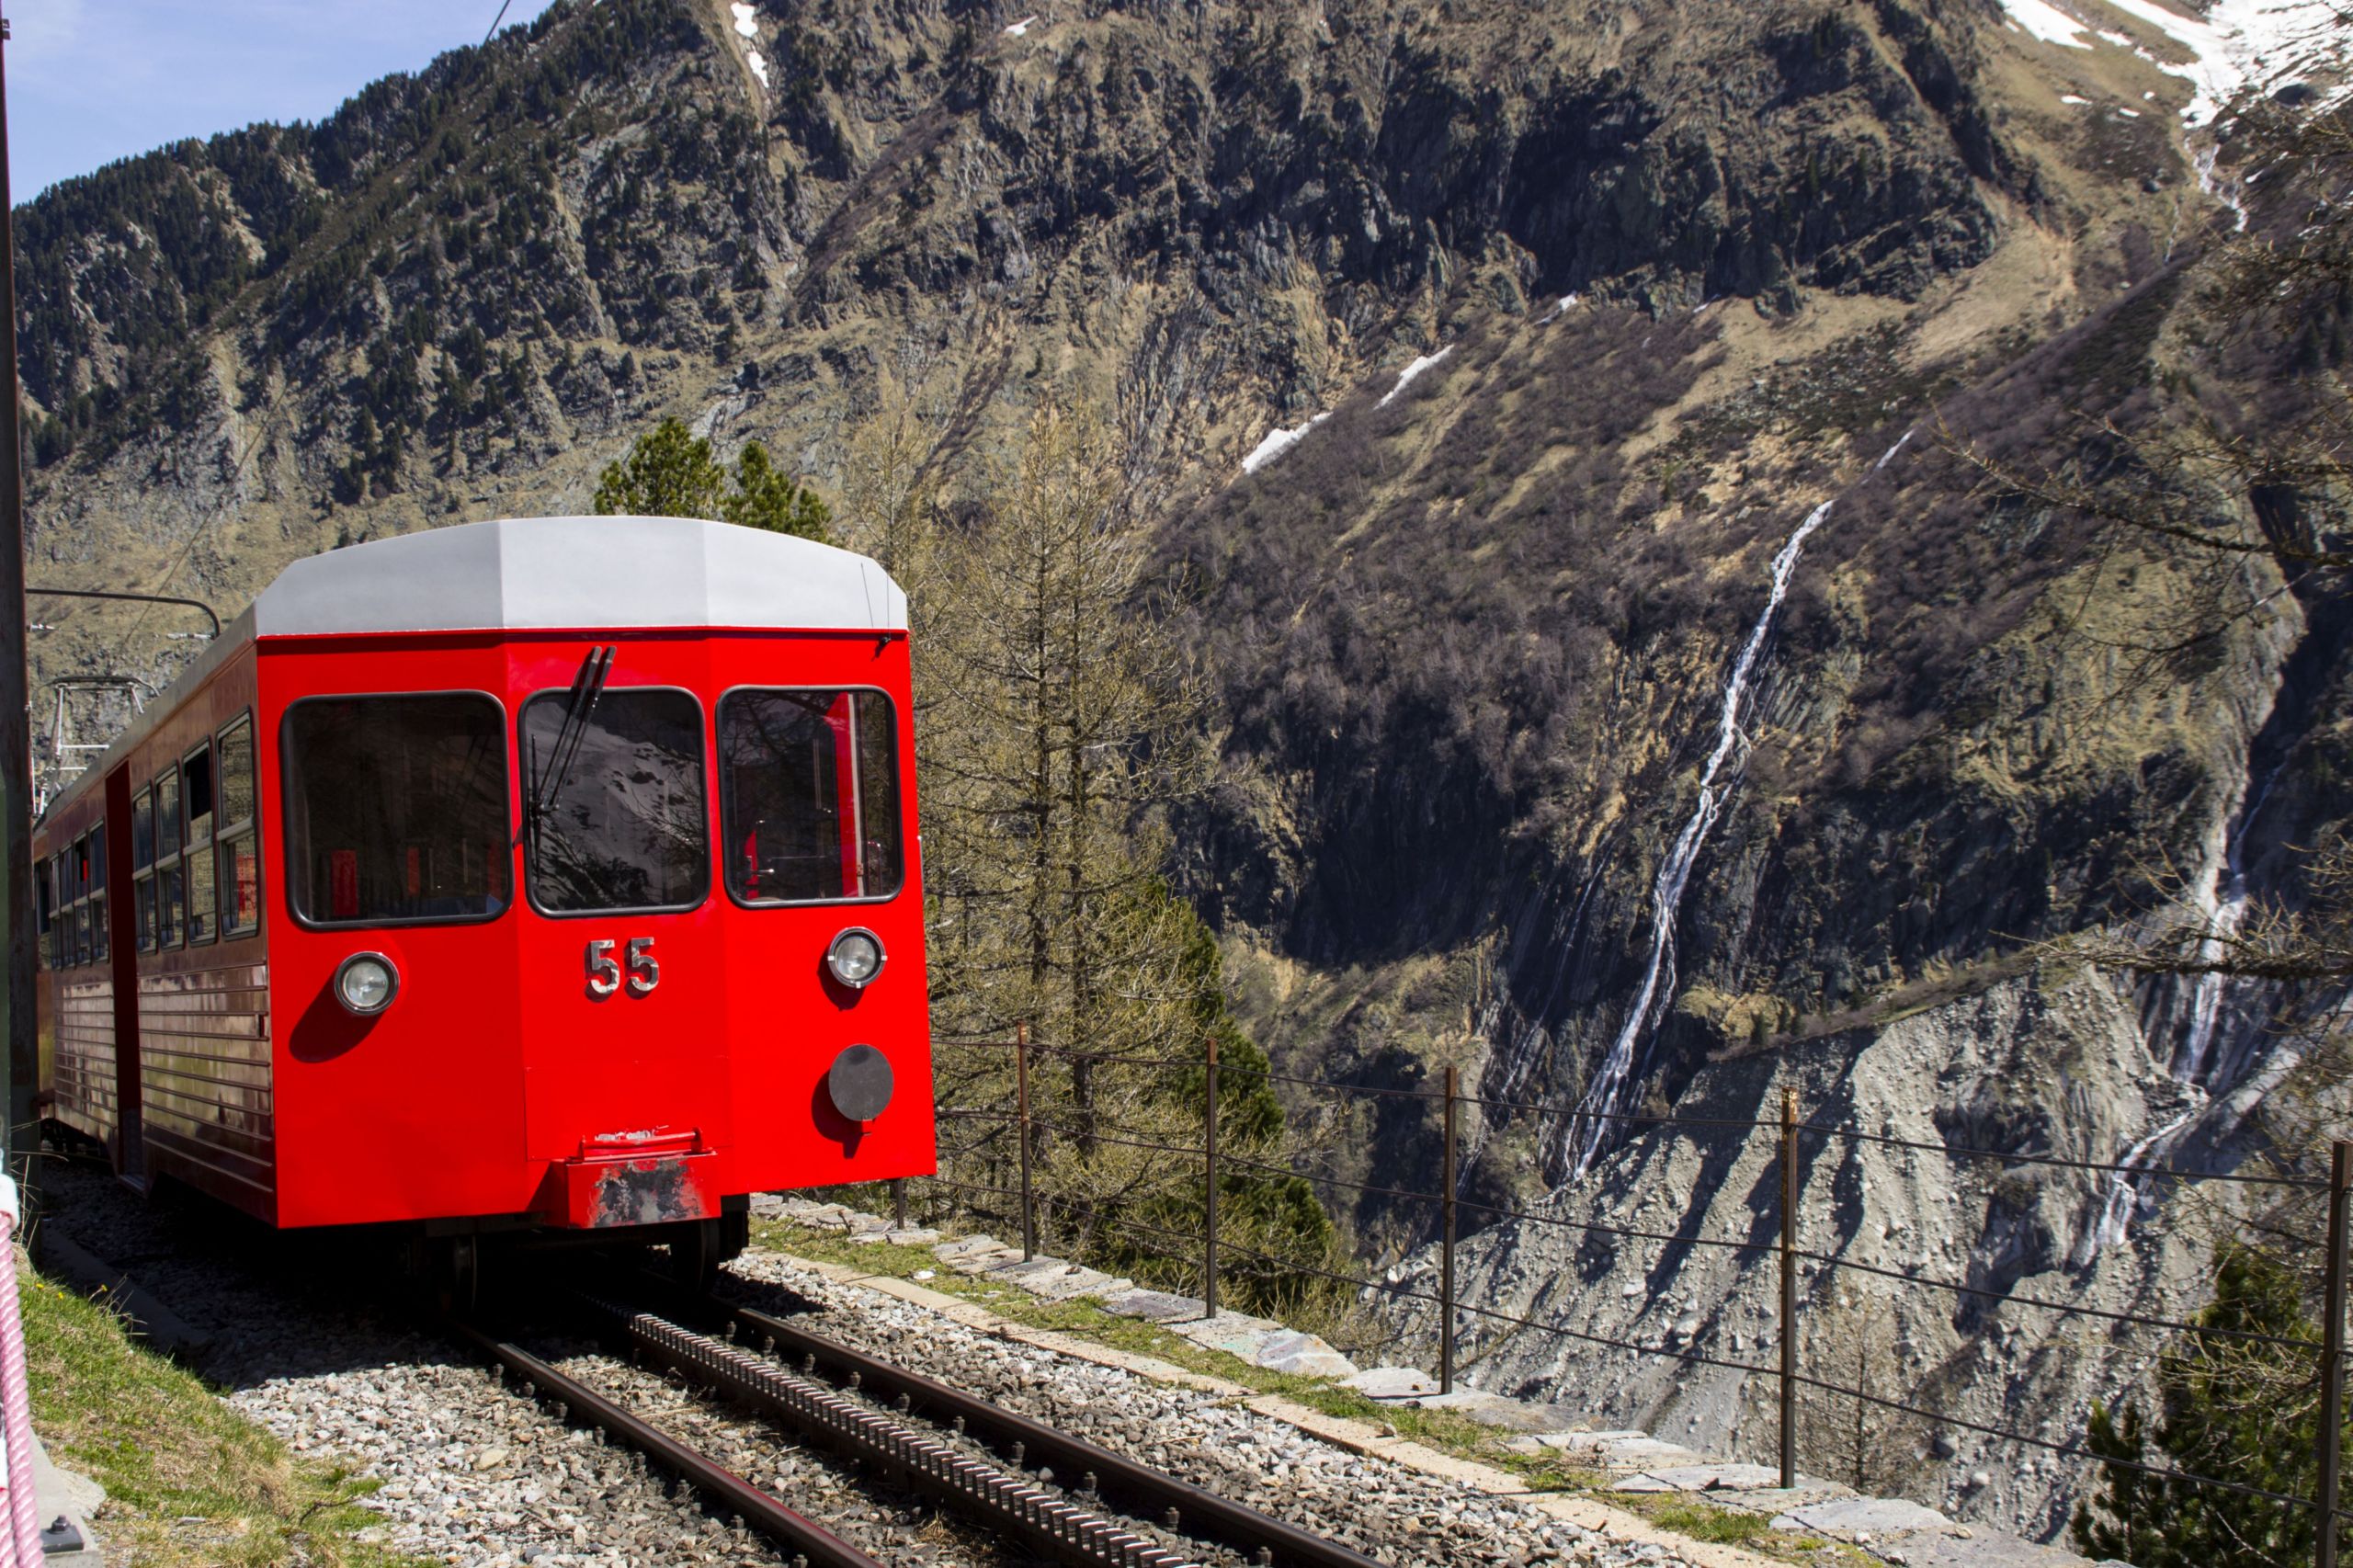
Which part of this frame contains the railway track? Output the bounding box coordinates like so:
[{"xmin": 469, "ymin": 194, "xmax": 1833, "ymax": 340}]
[{"xmin": 454, "ymin": 1282, "xmax": 1386, "ymax": 1568}]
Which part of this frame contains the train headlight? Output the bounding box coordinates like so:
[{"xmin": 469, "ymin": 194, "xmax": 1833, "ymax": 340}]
[
  {"xmin": 825, "ymin": 928, "xmax": 885, "ymax": 988},
  {"xmin": 335, "ymin": 952, "xmax": 400, "ymax": 1017}
]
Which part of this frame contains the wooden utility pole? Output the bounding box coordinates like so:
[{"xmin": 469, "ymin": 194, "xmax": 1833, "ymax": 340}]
[
  {"xmin": 2317, "ymin": 1141, "xmax": 2350, "ymax": 1568},
  {"xmin": 0, "ymin": 11, "xmax": 35, "ymax": 1191}
]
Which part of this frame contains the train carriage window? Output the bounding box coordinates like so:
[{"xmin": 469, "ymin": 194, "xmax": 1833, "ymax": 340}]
[
  {"xmin": 69, "ymin": 835, "xmax": 90, "ymax": 968},
  {"xmin": 283, "ymin": 694, "xmax": 510, "ymax": 926},
  {"xmin": 183, "ymin": 743, "xmax": 216, "ymax": 945},
  {"xmin": 519, "ymin": 687, "xmax": 708, "ymax": 915},
  {"xmin": 217, "ymin": 717, "xmax": 260, "ymax": 937},
  {"xmin": 718, "ymin": 688, "xmax": 906, "ymax": 905},
  {"xmin": 155, "ymin": 770, "xmax": 181, "ymax": 859},
  {"xmin": 154, "ymin": 773, "xmax": 184, "ymax": 949},
  {"xmin": 48, "ymin": 856, "xmax": 66, "ymax": 971},
  {"xmin": 131, "ymin": 788, "xmax": 156, "ymax": 952},
  {"xmin": 35, "ymin": 858, "xmax": 52, "ymax": 971},
  {"xmin": 89, "ymin": 825, "xmax": 108, "ymax": 963},
  {"xmin": 53, "ymin": 854, "xmax": 70, "ymax": 969},
  {"xmin": 158, "ymin": 861, "xmax": 186, "ymax": 950}
]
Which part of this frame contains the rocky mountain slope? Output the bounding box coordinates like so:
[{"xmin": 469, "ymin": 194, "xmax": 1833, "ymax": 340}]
[{"xmin": 15, "ymin": 0, "xmax": 2352, "ymax": 1540}]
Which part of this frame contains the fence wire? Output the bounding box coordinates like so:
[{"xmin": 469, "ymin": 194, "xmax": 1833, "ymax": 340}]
[{"xmin": 913, "ymin": 1032, "xmax": 2353, "ymax": 1534}]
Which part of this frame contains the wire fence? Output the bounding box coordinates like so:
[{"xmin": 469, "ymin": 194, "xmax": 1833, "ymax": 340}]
[{"xmin": 877, "ymin": 1028, "xmax": 2353, "ymax": 1562}]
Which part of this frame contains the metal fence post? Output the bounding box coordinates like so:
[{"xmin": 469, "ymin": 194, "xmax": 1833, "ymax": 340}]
[
  {"xmin": 1779, "ymin": 1084, "xmax": 1799, "ymax": 1490},
  {"xmin": 1016, "ymin": 1020, "xmax": 1037, "ymax": 1261},
  {"xmin": 2318, "ymin": 1141, "xmax": 2350, "ymax": 1568},
  {"xmin": 1204, "ymin": 1035, "xmax": 1221, "ymax": 1318},
  {"xmin": 1441, "ymin": 1062, "xmax": 1460, "ymax": 1395}
]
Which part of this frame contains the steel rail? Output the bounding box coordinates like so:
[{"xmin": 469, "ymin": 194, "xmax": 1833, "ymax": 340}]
[
  {"xmin": 589, "ymin": 1298, "xmax": 1211, "ymax": 1568},
  {"xmin": 444, "ymin": 1321, "xmax": 884, "ymax": 1568},
  {"xmin": 722, "ymin": 1300, "xmax": 1388, "ymax": 1568}
]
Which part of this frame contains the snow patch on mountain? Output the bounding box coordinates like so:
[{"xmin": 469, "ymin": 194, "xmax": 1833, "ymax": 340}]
[
  {"xmin": 1378, "ymin": 347, "xmax": 1452, "ymax": 408},
  {"xmin": 1241, "ymin": 414, "xmax": 1330, "ymax": 475},
  {"xmin": 1999, "ymin": 0, "xmax": 2093, "ymax": 47}
]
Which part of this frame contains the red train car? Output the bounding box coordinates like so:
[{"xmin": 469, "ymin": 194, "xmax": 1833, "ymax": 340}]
[{"xmin": 33, "ymin": 515, "xmax": 934, "ymax": 1289}]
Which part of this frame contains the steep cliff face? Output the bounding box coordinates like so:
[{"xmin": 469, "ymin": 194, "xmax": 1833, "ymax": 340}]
[
  {"xmin": 18, "ymin": 0, "xmax": 2031, "ymax": 717},
  {"xmin": 17, "ymin": 0, "xmax": 2351, "ymax": 1539},
  {"xmin": 1155, "ymin": 1, "xmax": 2353, "ymax": 1533}
]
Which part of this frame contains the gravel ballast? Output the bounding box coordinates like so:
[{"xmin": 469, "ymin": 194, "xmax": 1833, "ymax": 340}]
[
  {"xmin": 33, "ymin": 1159, "xmax": 983, "ymax": 1566},
  {"xmin": 723, "ymin": 1252, "xmax": 1722, "ymax": 1568},
  {"xmin": 37, "ymin": 1156, "xmax": 1732, "ymax": 1568}
]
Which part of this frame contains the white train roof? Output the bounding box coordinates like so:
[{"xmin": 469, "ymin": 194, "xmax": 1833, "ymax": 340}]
[
  {"xmin": 39, "ymin": 516, "xmax": 905, "ymax": 824},
  {"xmin": 257, "ymin": 515, "xmax": 908, "ymax": 635}
]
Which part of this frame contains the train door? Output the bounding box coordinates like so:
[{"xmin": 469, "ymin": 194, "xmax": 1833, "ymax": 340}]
[
  {"xmin": 103, "ymin": 765, "xmax": 144, "ymax": 1183},
  {"xmin": 514, "ymin": 651, "xmax": 731, "ymax": 1224}
]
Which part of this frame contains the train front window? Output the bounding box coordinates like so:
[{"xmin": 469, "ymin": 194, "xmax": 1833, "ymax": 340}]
[
  {"xmin": 283, "ymin": 694, "xmax": 512, "ymax": 927},
  {"xmin": 519, "ymin": 687, "xmax": 708, "ymax": 915},
  {"xmin": 718, "ymin": 688, "xmax": 905, "ymax": 905}
]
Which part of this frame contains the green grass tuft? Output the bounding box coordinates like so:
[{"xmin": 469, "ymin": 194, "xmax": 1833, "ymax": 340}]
[
  {"xmin": 19, "ymin": 1262, "xmax": 431, "ymax": 1568},
  {"xmin": 1647, "ymin": 1500, "xmax": 1776, "ymax": 1542}
]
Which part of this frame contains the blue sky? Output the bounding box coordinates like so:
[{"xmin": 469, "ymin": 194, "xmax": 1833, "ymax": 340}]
[{"xmin": 7, "ymin": 0, "xmax": 565, "ymax": 202}]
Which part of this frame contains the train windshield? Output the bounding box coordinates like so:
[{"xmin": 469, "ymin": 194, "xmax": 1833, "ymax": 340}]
[
  {"xmin": 718, "ymin": 688, "xmax": 904, "ymax": 904},
  {"xmin": 519, "ymin": 687, "xmax": 709, "ymax": 915},
  {"xmin": 282, "ymin": 694, "xmax": 512, "ymax": 926}
]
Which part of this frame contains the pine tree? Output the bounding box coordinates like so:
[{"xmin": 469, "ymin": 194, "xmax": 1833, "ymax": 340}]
[
  {"xmin": 594, "ymin": 416, "xmax": 830, "ymax": 541},
  {"xmin": 2074, "ymin": 1244, "xmax": 2335, "ymax": 1567},
  {"xmin": 722, "ymin": 441, "xmax": 831, "ymax": 540},
  {"xmin": 593, "ymin": 417, "xmax": 723, "ymax": 518},
  {"xmin": 905, "ymin": 394, "xmax": 1341, "ymax": 1316}
]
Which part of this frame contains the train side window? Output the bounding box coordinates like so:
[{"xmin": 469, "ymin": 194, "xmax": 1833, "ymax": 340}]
[
  {"xmin": 183, "ymin": 743, "xmax": 217, "ymax": 945},
  {"xmin": 154, "ymin": 772, "xmax": 185, "ymax": 949},
  {"xmin": 717, "ymin": 688, "xmax": 905, "ymax": 906},
  {"xmin": 89, "ymin": 825, "xmax": 108, "ymax": 963},
  {"xmin": 35, "ymin": 858, "xmax": 51, "ymax": 972},
  {"xmin": 282, "ymin": 693, "xmax": 511, "ymax": 927},
  {"xmin": 519, "ymin": 687, "xmax": 708, "ymax": 915},
  {"xmin": 131, "ymin": 786, "xmax": 156, "ymax": 952},
  {"xmin": 217, "ymin": 716, "xmax": 260, "ymax": 938},
  {"xmin": 70, "ymin": 835, "xmax": 90, "ymax": 968},
  {"xmin": 48, "ymin": 856, "xmax": 65, "ymax": 970}
]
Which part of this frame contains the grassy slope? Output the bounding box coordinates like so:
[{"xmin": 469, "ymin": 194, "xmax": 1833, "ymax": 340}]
[{"xmin": 18, "ymin": 1258, "xmax": 426, "ymax": 1568}]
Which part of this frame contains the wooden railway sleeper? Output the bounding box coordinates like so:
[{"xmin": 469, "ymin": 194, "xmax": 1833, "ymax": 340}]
[{"xmin": 581, "ymin": 1297, "xmax": 1202, "ymax": 1568}]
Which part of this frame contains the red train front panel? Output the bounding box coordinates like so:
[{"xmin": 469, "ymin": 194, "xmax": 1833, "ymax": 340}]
[{"xmin": 257, "ymin": 627, "xmax": 934, "ymax": 1231}]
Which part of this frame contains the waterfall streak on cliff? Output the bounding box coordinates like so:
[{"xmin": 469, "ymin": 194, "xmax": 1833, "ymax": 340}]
[
  {"xmin": 2177, "ymin": 762, "xmax": 2281, "ymax": 1085},
  {"xmin": 2091, "ymin": 1097, "xmax": 2204, "ymax": 1252},
  {"xmin": 2092, "ymin": 761, "xmax": 2282, "ymax": 1254},
  {"xmin": 1567, "ymin": 499, "xmax": 1836, "ymax": 1179}
]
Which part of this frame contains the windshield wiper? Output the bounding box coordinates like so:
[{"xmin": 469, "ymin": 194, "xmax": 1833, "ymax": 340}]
[{"xmin": 522, "ymin": 644, "xmax": 614, "ymax": 853}]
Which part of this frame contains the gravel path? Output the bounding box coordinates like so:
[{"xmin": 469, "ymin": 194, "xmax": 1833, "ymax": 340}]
[{"xmin": 722, "ymin": 1254, "xmax": 1712, "ymax": 1568}]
